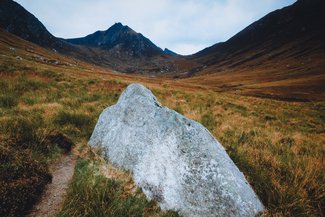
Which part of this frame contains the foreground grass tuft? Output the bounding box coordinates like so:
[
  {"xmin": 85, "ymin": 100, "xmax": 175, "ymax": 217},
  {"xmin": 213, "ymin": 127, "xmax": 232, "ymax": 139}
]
[
  {"xmin": 59, "ymin": 158, "xmax": 180, "ymax": 217},
  {"xmin": 0, "ymin": 145, "xmax": 52, "ymax": 217}
]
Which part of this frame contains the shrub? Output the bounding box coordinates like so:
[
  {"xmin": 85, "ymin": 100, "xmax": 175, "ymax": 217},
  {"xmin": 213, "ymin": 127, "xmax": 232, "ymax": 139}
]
[
  {"xmin": 46, "ymin": 132, "xmax": 74, "ymax": 153},
  {"xmin": 0, "ymin": 116, "xmax": 42, "ymax": 147},
  {"xmin": 0, "ymin": 145, "xmax": 51, "ymax": 217},
  {"xmin": 0, "ymin": 95, "xmax": 18, "ymax": 108}
]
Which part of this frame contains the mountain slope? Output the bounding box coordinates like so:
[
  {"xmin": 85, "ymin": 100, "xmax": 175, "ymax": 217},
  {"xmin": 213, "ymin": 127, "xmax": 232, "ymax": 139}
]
[
  {"xmin": 66, "ymin": 23, "xmax": 163, "ymax": 58},
  {"xmin": 164, "ymin": 48, "xmax": 178, "ymax": 56},
  {"xmin": 0, "ymin": 0, "xmax": 194, "ymax": 73},
  {"xmin": 191, "ymin": 0, "xmax": 325, "ymax": 67},
  {"xmin": 66, "ymin": 23, "xmax": 197, "ymax": 74},
  {"xmin": 183, "ymin": 0, "xmax": 325, "ymax": 101},
  {"xmin": 0, "ymin": 0, "xmax": 70, "ymax": 50}
]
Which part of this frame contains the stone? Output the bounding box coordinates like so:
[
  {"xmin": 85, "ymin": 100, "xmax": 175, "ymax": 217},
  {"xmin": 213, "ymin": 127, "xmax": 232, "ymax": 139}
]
[{"xmin": 89, "ymin": 83, "xmax": 264, "ymax": 217}]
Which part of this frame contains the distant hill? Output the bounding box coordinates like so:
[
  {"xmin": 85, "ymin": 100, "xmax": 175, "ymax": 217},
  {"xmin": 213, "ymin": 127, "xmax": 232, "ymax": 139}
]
[
  {"xmin": 182, "ymin": 0, "xmax": 325, "ymax": 101},
  {"xmin": 0, "ymin": 0, "xmax": 324, "ymax": 100},
  {"xmin": 0, "ymin": 0, "xmax": 71, "ymax": 50},
  {"xmin": 0, "ymin": 0, "xmax": 193, "ymax": 73},
  {"xmin": 189, "ymin": 0, "xmax": 325, "ymax": 71},
  {"xmin": 66, "ymin": 23, "xmax": 163, "ymax": 58}
]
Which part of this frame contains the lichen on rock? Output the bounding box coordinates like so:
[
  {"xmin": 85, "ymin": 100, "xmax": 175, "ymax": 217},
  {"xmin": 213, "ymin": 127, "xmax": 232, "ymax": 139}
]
[{"xmin": 89, "ymin": 83, "xmax": 264, "ymax": 217}]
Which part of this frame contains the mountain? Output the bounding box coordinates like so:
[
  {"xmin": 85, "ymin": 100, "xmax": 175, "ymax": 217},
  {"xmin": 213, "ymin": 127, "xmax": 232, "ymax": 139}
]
[
  {"xmin": 0, "ymin": 0, "xmax": 324, "ymax": 100},
  {"xmin": 164, "ymin": 48, "xmax": 178, "ymax": 56},
  {"xmin": 0, "ymin": 0, "xmax": 70, "ymax": 50},
  {"xmin": 0, "ymin": 0, "xmax": 107, "ymax": 66},
  {"xmin": 183, "ymin": 0, "xmax": 325, "ymax": 101},
  {"xmin": 190, "ymin": 0, "xmax": 325, "ymax": 70},
  {"xmin": 66, "ymin": 23, "xmax": 163, "ymax": 58},
  {"xmin": 65, "ymin": 22, "xmax": 195, "ymax": 73},
  {"xmin": 0, "ymin": 0, "xmax": 193, "ymax": 73}
]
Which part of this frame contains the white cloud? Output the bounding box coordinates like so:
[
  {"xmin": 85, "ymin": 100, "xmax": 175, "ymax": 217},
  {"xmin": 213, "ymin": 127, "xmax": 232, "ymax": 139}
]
[{"xmin": 15, "ymin": 0, "xmax": 296, "ymax": 55}]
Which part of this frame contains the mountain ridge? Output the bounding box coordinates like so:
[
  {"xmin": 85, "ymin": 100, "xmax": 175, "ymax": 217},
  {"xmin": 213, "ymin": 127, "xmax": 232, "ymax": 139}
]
[
  {"xmin": 0, "ymin": 0, "xmax": 324, "ymax": 100},
  {"xmin": 0, "ymin": 0, "xmax": 189, "ymax": 73},
  {"xmin": 189, "ymin": 0, "xmax": 325, "ymax": 69},
  {"xmin": 66, "ymin": 22, "xmax": 164, "ymax": 58}
]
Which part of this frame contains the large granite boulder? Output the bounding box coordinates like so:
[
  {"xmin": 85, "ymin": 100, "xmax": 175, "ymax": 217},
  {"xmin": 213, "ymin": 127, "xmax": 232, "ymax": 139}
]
[{"xmin": 89, "ymin": 83, "xmax": 264, "ymax": 217}]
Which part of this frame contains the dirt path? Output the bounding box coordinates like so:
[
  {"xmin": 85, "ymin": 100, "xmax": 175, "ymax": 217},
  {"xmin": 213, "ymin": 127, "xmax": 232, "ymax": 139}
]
[{"xmin": 26, "ymin": 153, "xmax": 76, "ymax": 217}]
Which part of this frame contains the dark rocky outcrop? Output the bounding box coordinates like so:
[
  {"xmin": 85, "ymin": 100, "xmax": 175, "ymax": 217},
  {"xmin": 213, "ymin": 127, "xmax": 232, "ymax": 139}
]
[{"xmin": 67, "ymin": 22, "xmax": 164, "ymax": 58}]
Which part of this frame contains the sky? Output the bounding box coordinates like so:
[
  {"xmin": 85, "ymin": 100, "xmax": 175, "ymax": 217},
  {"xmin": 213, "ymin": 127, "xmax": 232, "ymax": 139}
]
[{"xmin": 15, "ymin": 0, "xmax": 296, "ymax": 55}]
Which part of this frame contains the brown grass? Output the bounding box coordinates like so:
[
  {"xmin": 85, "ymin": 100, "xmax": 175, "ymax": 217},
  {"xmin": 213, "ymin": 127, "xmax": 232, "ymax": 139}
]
[{"xmin": 0, "ymin": 29, "xmax": 324, "ymax": 216}]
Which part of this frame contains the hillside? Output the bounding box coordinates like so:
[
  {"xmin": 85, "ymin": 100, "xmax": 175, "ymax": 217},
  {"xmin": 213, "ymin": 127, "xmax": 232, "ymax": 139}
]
[
  {"xmin": 184, "ymin": 0, "xmax": 325, "ymax": 101},
  {"xmin": 1, "ymin": 0, "xmax": 324, "ymax": 101},
  {"xmin": 66, "ymin": 22, "xmax": 163, "ymax": 57},
  {"xmin": 0, "ymin": 28, "xmax": 324, "ymax": 216},
  {"xmin": 65, "ymin": 22, "xmax": 196, "ymax": 74},
  {"xmin": 0, "ymin": 0, "xmax": 196, "ymax": 74}
]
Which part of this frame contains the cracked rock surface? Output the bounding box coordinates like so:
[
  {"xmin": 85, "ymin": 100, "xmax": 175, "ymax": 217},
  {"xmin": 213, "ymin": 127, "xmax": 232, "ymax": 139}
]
[{"xmin": 89, "ymin": 83, "xmax": 264, "ymax": 217}]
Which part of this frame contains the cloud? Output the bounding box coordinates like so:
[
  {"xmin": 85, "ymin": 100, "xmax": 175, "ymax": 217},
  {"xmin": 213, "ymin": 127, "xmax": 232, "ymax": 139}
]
[{"xmin": 15, "ymin": 0, "xmax": 296, "ymax": 55}]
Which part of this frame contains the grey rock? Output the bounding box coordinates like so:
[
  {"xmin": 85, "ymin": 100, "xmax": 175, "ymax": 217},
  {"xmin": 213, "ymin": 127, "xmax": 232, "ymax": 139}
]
[{"xmin": 89, "ymin": 83, "xmax": 264, "ymax": 217}]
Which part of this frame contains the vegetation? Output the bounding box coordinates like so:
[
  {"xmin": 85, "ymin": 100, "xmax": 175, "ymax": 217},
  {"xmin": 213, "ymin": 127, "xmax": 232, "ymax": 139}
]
[
  {"xmin": 153, "ymin": 87, "xmax": 325, "ymax": 217},
  {"xmin": 0, "ymin": 51, "xmax": 324, "ymax": 216},
  {"xmin": 58, "ymin": 157, "xmax": 179, "ymax": 217}
]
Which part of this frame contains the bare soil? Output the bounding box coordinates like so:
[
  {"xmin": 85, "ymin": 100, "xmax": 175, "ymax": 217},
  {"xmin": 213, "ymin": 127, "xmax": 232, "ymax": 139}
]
[{"xmin": 26, "ymin": 153, "xmax": 76, "ymax": 217}]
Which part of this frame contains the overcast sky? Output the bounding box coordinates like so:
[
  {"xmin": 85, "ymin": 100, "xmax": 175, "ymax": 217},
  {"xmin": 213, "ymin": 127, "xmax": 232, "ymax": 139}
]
[{"xmin": 15, "ymin": 0, "xmax": 295, "ymax": 55}]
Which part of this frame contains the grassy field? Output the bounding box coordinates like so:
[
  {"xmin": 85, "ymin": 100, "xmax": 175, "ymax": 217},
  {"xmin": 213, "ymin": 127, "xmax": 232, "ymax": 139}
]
[{"xmin": 0, "ymin": 40, "xmax": 324, "ymax": 217}]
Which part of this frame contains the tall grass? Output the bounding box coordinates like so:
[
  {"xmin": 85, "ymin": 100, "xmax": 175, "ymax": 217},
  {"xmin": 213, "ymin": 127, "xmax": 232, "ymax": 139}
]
[
  {"xmin": 155, "ymin": 90, "xmax": 325, "ymax": 217},
  {"xmin": 0, "ymin": 145, "xmax": 52, "ymax": 217},
  {"xmin": 0, "ymin": 58, "xmax": 324, "ymax": 216},
  {"xmin": 0, "ymin": 71, "xmax": 73, "ymax": 216},
  {"xmin": 58, "ymin": 159, "xmax": 180, "ymax": 217}
]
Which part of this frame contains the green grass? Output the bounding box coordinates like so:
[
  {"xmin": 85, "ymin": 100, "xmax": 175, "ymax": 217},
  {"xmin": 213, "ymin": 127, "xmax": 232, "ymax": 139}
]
[
  {"xmin": 53, "ymin": 110, "xmax": 93, "ymax": 129},
  {"xmin": 156, "ymin": 90, "xmax": 325, "ymax": 217},
  {"xmin": 200, "ymin": 113, "xmax": 217, "ymax": 132},
  {"xmin": 58, "ymin": 159, "xmax": 180, "ymax": 217},
  {"xmin": 0, "ymin": 145, "xmax": 52, "ymax": 217},
  {"xmin": 0, "ymin": 94, "xmax": 18, "ymax": 108},
  {"xmin": 0, "ymin": 113, "xmax": 61, "ymax": 217},
  {"xmin": 0, "ymin": 57, "xmax": 324, "ymax": 217}
]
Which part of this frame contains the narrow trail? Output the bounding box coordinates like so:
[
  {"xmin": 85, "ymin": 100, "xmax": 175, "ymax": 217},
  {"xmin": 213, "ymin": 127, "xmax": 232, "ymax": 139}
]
[{"xmin": 26, "ymin": 152, "xmax": 76, "ymax": 217}]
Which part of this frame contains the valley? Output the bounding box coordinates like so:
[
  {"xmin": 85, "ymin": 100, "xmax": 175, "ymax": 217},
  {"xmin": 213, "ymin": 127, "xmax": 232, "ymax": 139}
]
[{"xmin": 0, "ymin": 0, "xmax": 324, "ymax": 216}]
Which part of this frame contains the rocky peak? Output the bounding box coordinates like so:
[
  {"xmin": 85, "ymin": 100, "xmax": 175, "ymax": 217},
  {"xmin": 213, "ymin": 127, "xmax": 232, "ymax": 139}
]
[{"xmin": 66, "ymin": 23, "xmax": 163, "ymax": 57}]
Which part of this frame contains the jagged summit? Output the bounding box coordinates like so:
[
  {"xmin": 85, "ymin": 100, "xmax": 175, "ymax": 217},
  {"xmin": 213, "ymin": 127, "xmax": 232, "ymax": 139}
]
[
  {"xmin": 0, "ymin": 1, "xmax": 178, "ymax": 72},
  {"xmin": 66, "ymin": 22, "xmax": 163, "ymax": 57},
  {"xmin": 109, "ymin": 22, "xmax": 135, "ymax": 34}
]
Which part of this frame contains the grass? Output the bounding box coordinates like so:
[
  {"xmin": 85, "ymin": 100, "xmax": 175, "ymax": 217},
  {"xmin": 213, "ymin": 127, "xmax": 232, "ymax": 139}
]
[
  {"xmin": 0, "ymin": 94, "xmax": 18, "ymax": 108},
  {"xmin": 153, "ymin": 88, "xmax": 324, "ymax": 217},
  {"xmin": 0, "ymin": 44, "xmax": 324, "ymax": 217},
  {"xmin": 58, "ymin": 158, "xmax": 180, "ymax": 217},
  {"xmin": 0, "ymin": 145, "xmax": 52, "ymax": 217},
  {"xmin": 0, "ymin": 112, "xmax": 59, "ymax": 216}
]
